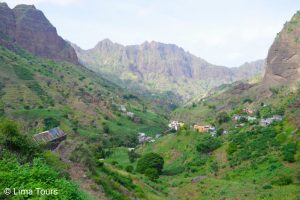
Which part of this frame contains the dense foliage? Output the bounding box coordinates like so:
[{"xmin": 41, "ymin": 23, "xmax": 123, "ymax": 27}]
[{"xmin": 136, "ymin": 153, "xmax": 164, "ymax": 179}]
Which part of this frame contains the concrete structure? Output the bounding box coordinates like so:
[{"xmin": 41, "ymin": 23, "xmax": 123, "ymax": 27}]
[
  {"xmin": 138, "ymin": 133, "xmax": 152, "ymax": 143},
  {"xmin": 260, "ymin": 115, "xmax": 283, "ymax": 126},
  {"xmin": 194, "ymin": 125, "xmax": 211, "ymax": 133}
]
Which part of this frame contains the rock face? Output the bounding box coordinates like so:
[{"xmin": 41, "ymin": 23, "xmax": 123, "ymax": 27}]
[
  {"xmin": 74, "ymin": 39, "xmax": 264, "ymax": 99},
  {"xmin": 263, "ymin": 11, "xmax": 300, "ymax": 87},
  {"xmin": 0, "ymin": 3, "xmax": 78, "ymax": 64}
]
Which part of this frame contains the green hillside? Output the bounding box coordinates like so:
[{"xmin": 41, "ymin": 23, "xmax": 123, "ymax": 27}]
[
  {"xmin": 103, "ymin": 83, "xmax": 300, "ymax": 199},
  {"xmin": 0, "ymin": 44, "xmax": 168, "ymax": 199}
]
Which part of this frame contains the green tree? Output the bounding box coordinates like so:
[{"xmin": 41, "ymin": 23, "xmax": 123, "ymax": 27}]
[
  {"xmin": 145, "ymin": 168, "xmax": 159, "ymax": 181},
  {"xmin": 125, "ymin": 165, "xmax": 134, "ymax": 173},
  {"xmin": 210, "ymin": 161, "xmax": 219, "ymax": 176},
  {"xmin": 216, "ymin": 111, "xmax": 230, "ymax": 124},
  {"xmin": 282, "ymin": 143, "xmax": 297, "ymax": 163},
  {"xmin": 196, "ymin": 135, "xmax": 221, "ymax": 154},
  {"xmin": 136, "ymin": 153, "xmax": 164, "ymax": 175},
  {"xmin": 44, "ymin": 117, "xmax": 60, "ymax": 130}
]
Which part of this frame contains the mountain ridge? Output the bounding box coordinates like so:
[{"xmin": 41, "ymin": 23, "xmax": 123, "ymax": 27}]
[{"xmin": 73, "ymin": 39, "xmax": 265, "ymax": 100}]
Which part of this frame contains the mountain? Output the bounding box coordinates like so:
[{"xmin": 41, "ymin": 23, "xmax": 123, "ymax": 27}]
[
  {"xmin": 0, "ymin": 3, "xmax": 78, "ymax": 64},
  {"xmin": 263, "ymin": 11, "xmax": 300, "ymax": 88},
  {"xmin": 73, "ymin": 40, "xmax": 265, "ymax": 100}
]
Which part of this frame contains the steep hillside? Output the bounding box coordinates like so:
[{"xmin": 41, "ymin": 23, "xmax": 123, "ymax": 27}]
[
  {"xmin": 73, "ymin": 40, "xmax": 264, "ymax": 100},
  {"xmin": 263, "ymin": 11, "xmax": 300, "ymax": 88},
  {"xmin": 0, "ymin": 3, "xmax": 78, "ymax": 64},
  {"xmin": 0, "ymin": 37, "xmax": 171, "ymax": 199}
]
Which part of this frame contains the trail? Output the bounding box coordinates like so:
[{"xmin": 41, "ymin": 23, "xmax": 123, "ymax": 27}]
[{"xmin": 54, "ymin": 139, "xmax": 107, "ymax": 200}]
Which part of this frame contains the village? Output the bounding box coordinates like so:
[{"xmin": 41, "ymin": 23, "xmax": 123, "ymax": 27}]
[
  {"xmin": 134, "ymin": 107, "xmax": 283, "ymax": 146},
  {"xmin": 31, "ymin": 105, "xmax": 283, "ymax": 155}
]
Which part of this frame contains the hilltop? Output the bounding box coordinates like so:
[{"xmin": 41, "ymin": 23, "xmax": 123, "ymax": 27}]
[{"xmin": 0, "ymin": 3, "xmax": 78, "ymax": 64}]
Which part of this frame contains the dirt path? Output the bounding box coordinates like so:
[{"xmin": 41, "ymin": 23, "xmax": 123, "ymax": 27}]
[{"xmin": 54, "ymin": 139, "xmax": 107, "ymax": 200}]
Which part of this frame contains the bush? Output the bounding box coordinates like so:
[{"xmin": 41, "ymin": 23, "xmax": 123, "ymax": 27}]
[
  {"xmin": 145, "ymin": 168, "xmax": 159, "ymax": 181},
  {"xmin": 262, "ymin": 184, "xmax": 272, "ymax": 189},
  {"xmin": 44, "ymin": 117, "xmax": 60, "ymax": 130},
  {"xmin": 128, "ymin": 150, "xmax": 140, "ymax": 163},
  {"xmin": 196, "ymin": 135, "xmax": 221, "ymax": 154},
  {"xmin": 216, "ymin": 111, "xmax": 230, "ymax": 124},
  {"xmin": 136, "ymin": 153, "xmax": 164, "ymax": 175},
  {"xmin": 272, "ymin": 175, "xmax": 293, "ymax": 186},
  {"xmin": 0, "ymin": 153, "xmax": 86, "ymax": 199},
  {"xmin": 125, "ymin": 165, "xmax": 134, "ymax": 173},
  {"xmin": 282, "ymin": 143, "xmax": 297, "ymax": 162},
  {"xmin": 0, "ymin": 119, "xmax": 38, "ymax": 156}
]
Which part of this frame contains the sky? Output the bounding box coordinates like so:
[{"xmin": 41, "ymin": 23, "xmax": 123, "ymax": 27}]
[{"xmin": 6, "ymin": 0, "xmax": 300, "ymax": 67}]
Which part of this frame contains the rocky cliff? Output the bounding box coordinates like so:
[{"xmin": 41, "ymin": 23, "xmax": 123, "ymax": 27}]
[
  {"xmin": 263, "ymin": 11, "xmax": 300, "ymax": 87},
  {"xmin": 0, "ymin": 3, "xmax": 78, "ymax": 64},
  {"xmin": 74, "ymin": 39, "xmax": 264, "ymax": 99}
]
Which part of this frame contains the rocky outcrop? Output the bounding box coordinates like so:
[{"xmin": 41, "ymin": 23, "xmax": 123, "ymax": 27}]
[
  {"xmin": 263, "ymin": 11, "xmax": 300, "ymax": 87},
  {"xmin": 0, "ymin": 3, "xmax": 78, "ymax": 64},
  {"xmin": 74, "ymin": 39, "xmax": 264, "ymax": 99}
]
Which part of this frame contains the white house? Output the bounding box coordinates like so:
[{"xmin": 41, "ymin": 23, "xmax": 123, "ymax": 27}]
[
  {"xmin": 260, "ymin": 115, "xmax": 283, "ymax": 126},
  {"xmin": 120, "ymin": 105, "xmax": 127, "ymax": 113},
  {"xmin": 138, "ymin": 133, "xmax": 152, "ymax": 143},
  {"xmin": 168, "ymin": 121, "xmax": 180, "ymax": 131}
]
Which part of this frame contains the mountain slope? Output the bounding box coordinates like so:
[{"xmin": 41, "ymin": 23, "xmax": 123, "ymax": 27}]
[
  {"xmin": 263, "ymin": 11, "xmax": 300, "ymax": 88},
  {"xmin": 0, "ymin": 3, "xmax": 78, "ymax": 64},
  {"xmin": 73, "ymin": 40, "xmax": 264, "ymax": 100}
]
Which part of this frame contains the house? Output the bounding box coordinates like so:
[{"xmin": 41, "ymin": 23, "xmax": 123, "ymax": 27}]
[
  {"xmin": 155, "ymin": 134, "xmax": 161, "ymax": 138},
  {"xmin": 272, "ymin": 115, "xmax": 283, "ymax": 121},
  {"xmin": 260, "ymin": 118, "xmax": 273, "ymax": 126},
  {"xmin": 119, "ymin": 105, "xmax": 127, "ymax": 113},
  {"xmin": 126, "ymin": 112, "xmax": 135, "ymax": 118},
  {"xmin": 233, "ymin": 115, "xmax": 242, "ymax": 121},
  {"xmin": 260, "ymin": 115, "xmax": 283, "ymax": 126},
  {"xmin": 138, "ymin": 133, "xmax": 152, "ymax": 143},
  {"xmin": 33, "ymin": 127, "xmax": 66, "ymax": 149},
  {"xmin": 247, "ymin": 116, "xmax": 257, "ymax": 122},
  {"xmin": 194, "ymin": 125, "xmax": 211, "ymax": 133},
  {"xmin": 168, "ymin": 121, "xmax": 180, "ymax": 131}
]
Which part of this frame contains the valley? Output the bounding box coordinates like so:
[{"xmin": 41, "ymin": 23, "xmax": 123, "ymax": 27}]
[{"xmin": 0, "ymin": 2, "xmax": 299, "ymax": 200}]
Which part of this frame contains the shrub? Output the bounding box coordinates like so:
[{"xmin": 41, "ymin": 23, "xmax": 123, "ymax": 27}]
[
  {"xmin": 111, "ymin": 160, "xmax": 119, "ymax": 166},
  {"xmin": 125, "ymin": 165, "xmax": 134, "ymax": 173},
  {"xmin": 282, "ymin": 143, "xmax": 297, "ymax": 162},
  {"xmin": 128, "ymin": 150, "xmax": 140, "ymax": 163},
  {"xmin": 216, "ymin": 111, "xmax": 230, "ymax": 124},
  {"xmin": 196, "ymin": 135, "xmax": 221, "ymax": 154},
  {"xmin": 262, "ymin": 184, "xmax": 272, "ymax": 189},
  {"xmin": 44, "ymin": 117, "xmax": 60, "ymax": 130},
  {"xmin": 0, "ymin": 119, "xmax": 38, "ymax": 156},
  {"xmin": 136, "ymin": 153, "xmax": 164, "ymax": 175},
  {"xmin": 272, "ymin": 175, "xmax": 293, "ymax": 186},
  {"xmin": 145, "ymin": 168, "xmax": 159, "ymax": 181},
  {"xmin": 242, "ymin": 97, "xmax": 253, "ymax": 104},
  {"xmin": 210, "ymin": 161, "xmax": 219, "ymax": 176}
]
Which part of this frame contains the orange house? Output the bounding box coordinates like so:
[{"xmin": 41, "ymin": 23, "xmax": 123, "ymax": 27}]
[{"xmin": 193, "ymin": 125, "xmax": 210, "ymax": 133}]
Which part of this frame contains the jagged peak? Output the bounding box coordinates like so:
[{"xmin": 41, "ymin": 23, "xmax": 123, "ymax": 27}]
[
  {"xmin": 93, "ymin": 38, "xmax": 124, "ymax": 49},
  {"xmin": 13, "ymin": 4, "xmax": 36, "ymax": 10}
]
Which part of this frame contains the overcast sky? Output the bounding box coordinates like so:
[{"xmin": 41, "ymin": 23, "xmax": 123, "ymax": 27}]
[{"xmin": 6, "ymin": 0, "xmax": 300, "ymax": 67}]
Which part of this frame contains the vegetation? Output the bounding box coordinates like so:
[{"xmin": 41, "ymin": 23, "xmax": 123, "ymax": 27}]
[
  {"xmin": 136, "ymin": 153, "xmax": 164, "ymax": 179},
  {"xmin": 0, "ymin": 120, "xmax": 87, "ymax": 199}
]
